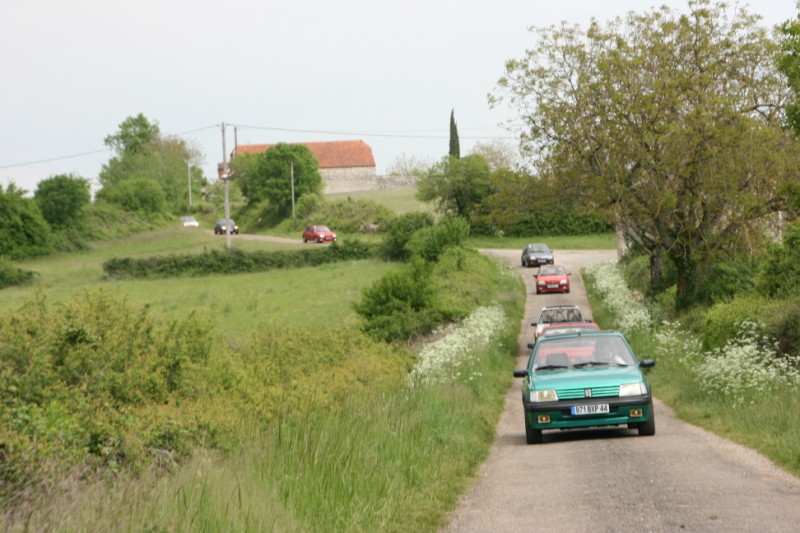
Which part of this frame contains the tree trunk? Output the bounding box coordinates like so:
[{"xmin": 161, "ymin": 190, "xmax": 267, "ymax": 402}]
[
  {"xmin": 649, "ymin": 247, "xmax": 663, "ymax": 294},
  {"xmin": 672, "ymin": 247, "xmax": 697, "ymax": 312}
]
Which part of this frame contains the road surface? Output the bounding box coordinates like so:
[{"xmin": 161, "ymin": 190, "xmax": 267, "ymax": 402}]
[{"xmin": 442, "ymin": 248, "xmax": 800, "ymax": 532}]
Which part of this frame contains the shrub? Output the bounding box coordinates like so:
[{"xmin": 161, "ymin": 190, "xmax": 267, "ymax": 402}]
[
  {"xmin": 353, "ymin": 258, "xmax": 441, "ymax": 342},
  {"xmin": 308, "ymin": 197, "xmax": 395, "ymax": 234},
  {"xmin": 758, "ymin": 221, "xmax": 800, "ymax": 297},
  {"xmin": 381, "ymin": 212, "xmax": 434, "ymax": 261},
  {"xmin": 102, "ymin": 242, "xmax": 378, "ymax": 279},
  {"xmin": 406, "ymin": 217, "xmax": 470, "ymax": 263},
  {"xmin": 0, "ymin": 258, "xmax": 37, "ymax": 289}
]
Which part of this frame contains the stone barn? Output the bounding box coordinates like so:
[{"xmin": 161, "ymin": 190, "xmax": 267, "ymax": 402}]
[{"xmin": 233, "ymin": 140, "xmax": 378, "ymax": 194}]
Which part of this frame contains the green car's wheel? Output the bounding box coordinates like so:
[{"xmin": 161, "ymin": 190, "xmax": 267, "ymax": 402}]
[
  {"xmin": 638, "ymin": 405, "xmax": 656, "ymax": 436},
  {"xmin": 524, "ymin": 414, "xmax": 543, "ymax": 444}
]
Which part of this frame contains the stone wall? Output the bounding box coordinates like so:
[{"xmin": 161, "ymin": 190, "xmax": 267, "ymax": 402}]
[{"xmin": 322, "ymin": 167, "xmax": 418, "ymax": 194}]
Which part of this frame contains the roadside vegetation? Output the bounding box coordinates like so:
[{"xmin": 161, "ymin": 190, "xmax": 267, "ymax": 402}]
[
  {"xmin": 4, "ymin": 0, "xmax": 800, "ymax": 529},
  {"xmin": 584, "ymin": 260, "xmax": 800, "ymax": 477}
]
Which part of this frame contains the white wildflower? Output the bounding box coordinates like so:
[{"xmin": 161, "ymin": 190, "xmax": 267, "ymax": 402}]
[
  {"xmin": 409, "ymin": 305, "xmax": 508, "ymax": 386},
  {"xmin": 584, "ymin": 261, "xmax": 651, "ymax": 333}
]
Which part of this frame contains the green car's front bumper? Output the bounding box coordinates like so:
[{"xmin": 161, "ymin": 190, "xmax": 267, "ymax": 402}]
[{"xmin": 523, "ymin": 395, "xmax": 653, "ymax": 430}]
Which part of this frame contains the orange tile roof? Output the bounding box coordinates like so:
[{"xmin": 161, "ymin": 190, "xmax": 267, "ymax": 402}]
[{"xmin": 233, "ymin": 140, "xmax": 375, "ymax": 169}]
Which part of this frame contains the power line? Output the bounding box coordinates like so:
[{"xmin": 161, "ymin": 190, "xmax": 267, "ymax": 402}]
[
  {"xmin": 0, "ymin": 148, "xmax": 112, "ymax": 171},
  {"xmin": 232, "ymin": 123, "xmax": 515, "ymax": 141}
]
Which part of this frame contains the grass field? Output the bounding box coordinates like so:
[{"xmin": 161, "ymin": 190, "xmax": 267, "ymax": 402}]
[
  {"xmin": 2, "ymin": 217, "xmax": 526, "ymax": 532},
  {"xmin": 327, "ymin": 185, "xmax": 431, "ymax": 214},
  {"xmin": 2, "ymin": 228, "xmax": 388, "ymax": 341}
]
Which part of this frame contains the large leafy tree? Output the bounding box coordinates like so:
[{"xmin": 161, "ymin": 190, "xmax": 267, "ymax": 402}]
[
  {"xmin": 103, "ymin": 113, "xmax": 160, "ymax": 156},
  {"xmin": 416, "ymin": 154, "xmax": 491, "ymax": 221},
  {"xmin": 34, "ymin": 174, "xmax": 90, "ymax": 229},
  {"xmin": 491, "ymin": 0, "xmax": 800, "ymax": 309},
  {"xmin": 98, "ymin": 115, "xmax": 206, "ymax": 213},
  {"xmin": 239, "ymin": 143, "xmax": 322, "ymax": 217}
]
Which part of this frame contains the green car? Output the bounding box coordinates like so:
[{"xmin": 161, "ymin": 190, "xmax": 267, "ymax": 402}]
[{"xmin": 513, "ymin": 330, "xmax": 656, "ymax": 444}]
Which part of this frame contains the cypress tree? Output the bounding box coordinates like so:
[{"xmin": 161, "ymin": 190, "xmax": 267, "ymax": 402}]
[{"xmin": 449, "ymin": 109, "xmax": 460, "ymax": 158}]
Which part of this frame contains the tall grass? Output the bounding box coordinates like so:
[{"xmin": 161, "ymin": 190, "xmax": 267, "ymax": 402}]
[{"xmin": 2, "ymin": 229, "xmax": 526, "ymax": 531}]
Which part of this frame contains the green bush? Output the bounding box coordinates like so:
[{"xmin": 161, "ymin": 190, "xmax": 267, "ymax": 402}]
[
  {"xmin": 0, "ymin": 258, "xmax": 37, "ymax": 289},
  {"xmin": 381, "ymin": 212, "xmax": 434, "ymax": 261},
  {"xmin": 406, "ymin": 217, "xmax": 470, "ymax": 262},
  {"xmin": 758, "ymin": 221, "xmax": 800, "ymax": 297},
  {"xmin": 700, "ymin": 295, "xmax": 800, "ymax": 357},
  {"xmin": 353, "ymin": 258, "xmax": 441, "ymax": 342},
  {"xmin": 102, "ymin": 241, "xmax": 378, "ymax": 279},
  {"xmin": 308, "ymin": 197, "xmax": 395, "ymax": 233}
]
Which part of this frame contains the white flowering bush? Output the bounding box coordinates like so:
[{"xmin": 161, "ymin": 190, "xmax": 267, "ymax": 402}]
[
  {"xmin": 695, "ymin": 321, "xmax": 800, "ymax": 405},
  {"xmin": 409, "ymin": 305, "xmax": 508, "ymax": 386},
  {"xmin": 653, "ymin": 320, "xmax": 703, "ymax": 366},
  {"xmin": 584, "ymin": 261, "xmax": 651, "ymax": 333}
]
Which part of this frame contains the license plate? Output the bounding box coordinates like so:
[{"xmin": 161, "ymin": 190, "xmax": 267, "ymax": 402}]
[
  {"xmin": 547, "ymin": 284, "xmax": 558, "ymax": 288},
  {"xmin": 571, "ymin": 404, "xmax": 609, "ymax": 415}
]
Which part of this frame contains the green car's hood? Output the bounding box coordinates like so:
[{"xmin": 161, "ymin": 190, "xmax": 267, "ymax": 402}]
[{"xmin": 530, "ymin": 365, "xmax": 645, "ymax": 390}]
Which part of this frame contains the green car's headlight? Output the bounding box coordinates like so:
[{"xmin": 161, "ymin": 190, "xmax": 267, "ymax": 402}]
[
  {"xmin": 619, "ymin": 382, "xmax": 647, "ymax": 397},
  {"xmin": 530, "ymin": 389, "xmax": 558, "ymax": 402}
]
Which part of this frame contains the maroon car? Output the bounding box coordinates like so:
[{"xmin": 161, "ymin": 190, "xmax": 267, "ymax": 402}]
[{"xmin": 303, "ymin": 224, "xmax": 337, "ymax": 243}]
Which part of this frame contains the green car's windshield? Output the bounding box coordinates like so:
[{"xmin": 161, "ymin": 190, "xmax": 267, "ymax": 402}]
[{"xmin": 533, "ymin": 335, "xmax": 636, "ymax": 370}]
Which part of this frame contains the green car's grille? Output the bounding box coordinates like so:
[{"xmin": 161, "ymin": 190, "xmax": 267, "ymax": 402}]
[{"xmin": 557, "ymin": 385, "xmax": 620, "ymax": 400}]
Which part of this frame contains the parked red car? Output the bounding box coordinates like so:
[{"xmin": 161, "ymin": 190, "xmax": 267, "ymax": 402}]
[
  {"xmin": 534, "ymin": 264, "xmax": 570, "ymax": 294},
  {"xmin": 303, "ymin": 224, "xmax": 336, "ymax": 243}
]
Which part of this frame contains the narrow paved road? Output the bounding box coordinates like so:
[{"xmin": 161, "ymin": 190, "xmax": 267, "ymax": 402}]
[{"xmin": 442, "ymin": 249, "xmax": 800, "ymax": 532}]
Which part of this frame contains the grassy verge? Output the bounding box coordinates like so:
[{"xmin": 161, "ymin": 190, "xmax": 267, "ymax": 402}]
[
  {"xmin": 2, "ymin": 231, "xmax": 525, "ymax": 531},
  {"xmin": 584, "ymin": 264, "xmax": 800, "ymax": 477}
]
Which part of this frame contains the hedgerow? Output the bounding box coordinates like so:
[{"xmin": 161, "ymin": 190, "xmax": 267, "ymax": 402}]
[{"xmin": 102, "ymin": 239, "xmax": 376, "ymax": 279}]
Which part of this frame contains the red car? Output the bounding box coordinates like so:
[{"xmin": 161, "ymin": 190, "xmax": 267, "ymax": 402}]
[
  {"xmin": 534, "ymin": 264, "xmax": 570, "ymax": 294},
  {"xmin": 303, "ymin": 224, "xmax": 336, "ymax": 243},
  {"xmin": 538, "ymin": 322, "xmax": 600, "ymax": 339}
]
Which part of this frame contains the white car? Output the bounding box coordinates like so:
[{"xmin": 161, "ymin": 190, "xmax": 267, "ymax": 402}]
[
  {"xmin": 180, "ymin": 216, "xmax": 200, "ymax": 228},
  {"xmin": 531, "ymin": 305, "xmax": 590, "ymax": 338}
]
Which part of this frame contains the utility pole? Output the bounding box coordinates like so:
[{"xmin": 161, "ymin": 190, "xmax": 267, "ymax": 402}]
[
  {"xmin": 291, "ymin": 161, "xmax": 296, "ymax": 226},
  {"xmin": 187, "ymin": 160, "xmax": 193, "ymax": 207},
  {"xmin": 221, "ymin": 122, "xmax": 232, "ymax": 252}
]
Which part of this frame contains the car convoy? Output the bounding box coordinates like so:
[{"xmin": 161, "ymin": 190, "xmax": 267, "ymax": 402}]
[{"xmin": 515, "ymin": 242, "xmax": 657, "ymax": 445}]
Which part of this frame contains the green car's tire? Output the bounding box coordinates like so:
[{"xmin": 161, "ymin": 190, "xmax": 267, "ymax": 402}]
[
  {"xmin": 524, "ymin": 414, "xmax": 543, "ymax": 444},
  {"xmin": 638, "ymin": 405, "xmax": 656, "ymax": 436}
]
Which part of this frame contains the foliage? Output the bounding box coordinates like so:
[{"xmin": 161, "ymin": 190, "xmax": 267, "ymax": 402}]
[
  {"xmin": 469, "ymin": 139, "xmax": 520, "ymax": 172},
  {"xmin": 0, "ymin": 291, "xmax": 214, "ymax": 506},
  {"xmin": 306, "ymin": 196, "xmax": 394, "ymax": 233},
  {"xmin": 406, "ymin": 216, "xmax": 470, "ymax": 262},
  {"xmin": 584, "ymin": 261, "xmax": 651, "ymax": 334},
  {"xmin": 95, "ymin": 178, "xmax": 167, "ymax": 215},
  {"xmin": 103, "ymin": 113, "xmax": 160, "ymax": 155},
  {"xmin": 102, "ymin": 240, "xmax": 377, "ymax": 279},
  {"xmin": 778, "ymin": 9, "xmax": 800, "ymax": 135},
  {"xmin": 416, "ymin": 154, "xmax": 491, "ymax": 221},
  {"xmin": 353, "ymin": 257, "xmax": 441, "ymax": 343},
  {"xmin": 758, "ymin": 221, "xmax": 800, "ymax": 296},
  {"xmin": 98, "ymin": 115, "xmax": 206, "ymax": 214},
  {"xmin": 385, "ymin": 154, "xmax": 434, "ymax": 177},
  {"xmin": 0, "ymin": 185, "xmax": 54, "ymax": 259},
  {"xmin": 238, "ymin": 144, "xmax": 322, "ymax": 215},
  {"xmin": 492, "ymin": 0, "xmax": 799, "ymax": 310},
  {"xmin": 34, "ymin": 175, "xmax": 91, "ymax": 230},
  {"xmin": 381, "ymin": 211, "xmax": 435, "ymax": 261},
  {"xmin": 81, "ymin": 202, "xmax": 165, "ymax": 241},
  {"xmin": 408, "ymin": 305, "xmax": 507, "ymax": 386},
  {"xmin": 449, "ymin": 109, "xmax": 460, "ymax": 158},
  {"xmin": 0, "ymin": 258, "xmax": 37, "ymax": 289}
]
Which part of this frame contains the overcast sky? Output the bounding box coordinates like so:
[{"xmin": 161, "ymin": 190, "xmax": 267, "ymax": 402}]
[{"xmin": 1, "ymin": 1, "xmax": 797, "ymax": 194}]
